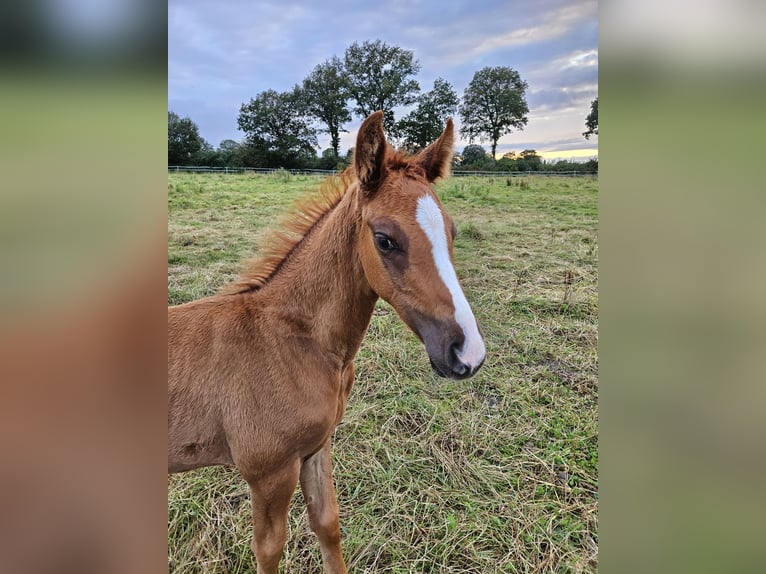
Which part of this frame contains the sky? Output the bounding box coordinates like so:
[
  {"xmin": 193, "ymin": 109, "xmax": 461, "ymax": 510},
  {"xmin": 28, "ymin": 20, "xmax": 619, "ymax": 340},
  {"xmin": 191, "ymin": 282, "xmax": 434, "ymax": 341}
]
[{"xmin": 168, "ymin": 0, "xmax": 598, "ymax": 162}]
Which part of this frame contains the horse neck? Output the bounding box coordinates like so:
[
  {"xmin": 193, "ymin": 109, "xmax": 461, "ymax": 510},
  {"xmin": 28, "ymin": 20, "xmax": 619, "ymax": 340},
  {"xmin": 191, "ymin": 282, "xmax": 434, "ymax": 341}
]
[{"xmin": 258, "ymin": 186, "xmax": 378, "ymax": 364}]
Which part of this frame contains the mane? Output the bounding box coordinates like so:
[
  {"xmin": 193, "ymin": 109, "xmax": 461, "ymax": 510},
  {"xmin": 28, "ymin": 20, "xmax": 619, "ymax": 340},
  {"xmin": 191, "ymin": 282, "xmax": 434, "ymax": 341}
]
[
  {"xmin": 222, "ymin": 169, "xmax": 355, "ymax": 295},
  {"xmin": 386, "ymin": 146, "xmax": 427, "ymax": 179}
]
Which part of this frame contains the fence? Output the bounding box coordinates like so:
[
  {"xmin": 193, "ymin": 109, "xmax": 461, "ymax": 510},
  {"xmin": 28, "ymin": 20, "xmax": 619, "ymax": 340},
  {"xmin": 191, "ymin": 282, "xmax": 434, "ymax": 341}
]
[
  {"xmin": 453, "ymin": 170, "xmax": 596, "ymax": 178},
  {"xmin": 168, "ymin": 166, "xmax": 336, "ymax": 176},
  {"xmin": 168, "ymin": 166, "xmax": 597, "ymax": 178}
]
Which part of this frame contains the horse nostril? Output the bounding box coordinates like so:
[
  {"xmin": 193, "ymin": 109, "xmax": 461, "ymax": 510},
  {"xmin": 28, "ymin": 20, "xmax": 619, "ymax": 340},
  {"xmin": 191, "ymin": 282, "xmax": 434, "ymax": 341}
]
[
  {"xmin": 449, "ymin": 342, "xmax": 461, "ymax": 362},
  {"xmin": 448, "ymin": 342, "xmax": 469, "ymax": 376}
]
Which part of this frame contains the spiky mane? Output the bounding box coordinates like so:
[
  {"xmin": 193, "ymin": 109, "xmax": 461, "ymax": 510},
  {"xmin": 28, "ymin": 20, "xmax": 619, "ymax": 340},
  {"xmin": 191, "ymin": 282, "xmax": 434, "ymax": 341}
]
[{"xmin": 222, "ymin": 170, "xmax": 354, "ymax": 295}]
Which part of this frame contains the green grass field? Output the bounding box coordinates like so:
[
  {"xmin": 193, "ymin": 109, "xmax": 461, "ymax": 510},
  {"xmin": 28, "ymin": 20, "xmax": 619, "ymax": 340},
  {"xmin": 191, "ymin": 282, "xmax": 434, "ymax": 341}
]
[{"xmin": 168, "ymin": 171, "xmax": 598, "ymax": 573}]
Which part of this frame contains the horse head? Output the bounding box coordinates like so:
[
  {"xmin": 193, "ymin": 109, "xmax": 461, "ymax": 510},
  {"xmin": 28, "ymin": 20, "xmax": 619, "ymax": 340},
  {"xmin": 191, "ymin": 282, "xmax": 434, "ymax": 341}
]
[{"xmin": 354, "ymin": 111, "xmax": 486, "ymax": 380}]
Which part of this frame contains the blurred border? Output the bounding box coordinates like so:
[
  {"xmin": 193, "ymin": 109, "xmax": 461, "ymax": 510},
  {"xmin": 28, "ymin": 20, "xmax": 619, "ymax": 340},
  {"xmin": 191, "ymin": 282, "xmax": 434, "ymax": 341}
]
[
  {"xmin": 2, "ymin": 1, "xmax": 765, "ymax": 572},
  {"xmin": 601, "ymin": 1, "xmax": 765, "ymax": 572},
  {"xmin": 1, "ymin": 1, "xmax": 168, "ymax": 573}
]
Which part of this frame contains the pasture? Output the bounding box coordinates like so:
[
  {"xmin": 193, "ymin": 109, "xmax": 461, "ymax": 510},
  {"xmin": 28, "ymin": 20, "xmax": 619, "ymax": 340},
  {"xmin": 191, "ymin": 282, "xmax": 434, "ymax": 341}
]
[{"xmin": 168, "ymin": 171, "xmax": 598, "ymax": 573}]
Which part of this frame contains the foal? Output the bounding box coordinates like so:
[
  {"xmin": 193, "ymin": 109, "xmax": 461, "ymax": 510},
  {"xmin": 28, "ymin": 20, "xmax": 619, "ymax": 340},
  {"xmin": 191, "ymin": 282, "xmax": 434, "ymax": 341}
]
[{"xmin": 168, "ymin": 111, "xmax": 485, "ymax": 573}]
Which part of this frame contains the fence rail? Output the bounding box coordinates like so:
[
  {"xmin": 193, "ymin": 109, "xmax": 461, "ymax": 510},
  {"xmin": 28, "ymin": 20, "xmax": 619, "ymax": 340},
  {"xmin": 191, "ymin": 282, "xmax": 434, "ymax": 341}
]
[
  {"xmin": 452, "ymin": 170, "xmax": 596, "ymax": 178},
  {"xmin": 168, "ymin": 166, "xmax": 597, "ymax": 177}
]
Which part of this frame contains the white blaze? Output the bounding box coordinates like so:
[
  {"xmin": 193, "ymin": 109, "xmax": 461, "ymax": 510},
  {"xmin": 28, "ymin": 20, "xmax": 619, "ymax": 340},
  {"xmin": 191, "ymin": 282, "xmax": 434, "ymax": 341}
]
[{"xmin": 415, "ymin": 194, "xmax": 486, "ymax": 368}]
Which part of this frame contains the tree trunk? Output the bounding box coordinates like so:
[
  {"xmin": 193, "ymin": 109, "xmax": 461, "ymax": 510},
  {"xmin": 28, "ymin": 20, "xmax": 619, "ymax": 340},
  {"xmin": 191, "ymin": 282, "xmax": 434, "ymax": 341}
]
[{"xmin": 331, "ymin": 131, "xmax": 340, "ymax": 158}]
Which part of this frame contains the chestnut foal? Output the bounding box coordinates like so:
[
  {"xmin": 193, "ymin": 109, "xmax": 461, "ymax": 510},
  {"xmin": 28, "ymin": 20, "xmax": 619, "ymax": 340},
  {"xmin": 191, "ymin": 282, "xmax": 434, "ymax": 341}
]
[{"xmin": 168, "ymin": 111, "xmax": 485, "ymax": 573}]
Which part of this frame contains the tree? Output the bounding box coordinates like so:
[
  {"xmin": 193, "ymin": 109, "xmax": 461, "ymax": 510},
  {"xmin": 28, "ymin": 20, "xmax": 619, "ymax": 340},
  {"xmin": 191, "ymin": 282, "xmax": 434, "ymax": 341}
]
[
  {"xmin": 519, "ymin": 149, "xmax": 542, "ymax": 171},
  {"xmin": 237, "ymin": 88, "xmax": 317, "ymax": 168},
  {"xmin": 217, "ymin": 139, "xmax": 241, "ymax": 167},
  {"xmin": 397, "ymin": 77, "xmax": 459, "ymax": 152},
  {"xmin": 496, "ymin": 156, "xmax": 517, "ymax": 171},
  {"xmin": 583, "ymin": 97, "xmax": 598, "ymax": 139},
  {"xmin": 461, "ymin": 144, "xmax": 489, "ymax": 167},
  {"xmin": 219, "ymin": 139, "xmax": 239, "ymax": 151},
  {"xmin": 168, "ymin": 111, "xmax": 207, "ymax": 165},
  {"xmin": 316, "ymin": 148, "xmax": 343, "ymax": 170},
  {"xmin": 343, "ymin": 39, "xmax": 420, "ymax": 135},
  {"xmin": 193, "ymin": 144, "xmax": 223, "ymax": 167},
  {"xmin": 459, "ymin": 67, "xmax": 529, "ymax": 160},
  {"xmin": 301, "ymin": 56, "xmax": 352, "ymax": 158},
  {"xmin": 344, "ymin": 147, "xmax": 355, "ymax": 167}
]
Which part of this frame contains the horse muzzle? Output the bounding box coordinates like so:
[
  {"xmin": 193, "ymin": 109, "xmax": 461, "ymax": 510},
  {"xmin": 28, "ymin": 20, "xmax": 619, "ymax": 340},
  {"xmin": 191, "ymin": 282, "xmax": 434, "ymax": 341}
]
[
  {"xmin": 403, "ymin": 309, "xmax": 486, "ymax": 380},
  {"xmin": 429, "ymin": 350, "xmax": 485, "ymax": 380}
]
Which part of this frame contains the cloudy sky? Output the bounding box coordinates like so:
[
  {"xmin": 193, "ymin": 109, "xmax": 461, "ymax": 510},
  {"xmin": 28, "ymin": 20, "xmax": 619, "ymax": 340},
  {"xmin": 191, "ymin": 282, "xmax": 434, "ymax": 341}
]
[{"xmin": 169, "ymin": 0, "xmax": 598, "ymax": 161}]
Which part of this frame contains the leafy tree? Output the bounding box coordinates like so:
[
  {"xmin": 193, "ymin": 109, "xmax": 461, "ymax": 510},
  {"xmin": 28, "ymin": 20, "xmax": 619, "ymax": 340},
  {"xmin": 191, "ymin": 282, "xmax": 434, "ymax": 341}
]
[
  {"xmin": 237, "ymin": 88, "xmax": 317, "ymax": 168},
  {"xmin": 193, "ymin": 145, "xmax": 222, "ymax": 167},
  {"xmin": 397, "ymin": 77, "xmax": 459, "ymax": 152},
  {"xmin": 168, "ymin": 111, "xmax": 207, "ymax": 165},
  {"xmin": 301, "ymin": 56, "xmax": 351, "ymax": 158},
  {"xmin": 496, "ymin": 151, "xmax": 518, "ymax": 171},
  {"xmin": 314, "ymin": 148, "xmax": 340, "ymax": 170},
  {"xmin": 459, "ymin": 67, "xmax": 529, "ymax": 160},
  {"xmin": 461, "ymin": 144, "xmax": 489, "ymax": 167},
  {"xmin": 496, "ymin": 156, "xmax": 517, "ymax": 171},
  {"xmin": 520, "ymin": 149, "xmax": 542, "ymax": 171},
  {"xmin": 343, "ymin": 39, "xmax": 420, "ymax": 134},
  {"xmin": 344, "ymin": 147, "xmax": 355, "ymax": 167},
  {"xmin": 219, "ymin": 139, "xmax": 239, "ymax": 151},
  {"xmin": 216, "ymin": 139, "xmax": 241, "ymax": 167},
  {"xmin": 583, "ymin": 97, "xmax": 598, "ymax": 139}
]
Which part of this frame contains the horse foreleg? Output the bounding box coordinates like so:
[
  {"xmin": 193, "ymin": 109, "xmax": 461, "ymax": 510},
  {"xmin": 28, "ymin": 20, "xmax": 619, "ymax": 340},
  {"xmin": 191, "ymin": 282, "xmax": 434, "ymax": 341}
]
[
  {"xmin": 300, "ymin": 440, "xmax": 347, "ymax": 574},
  {"xmin": 246, "ymin": 459, "xmax": 301, "ymax": 574}
]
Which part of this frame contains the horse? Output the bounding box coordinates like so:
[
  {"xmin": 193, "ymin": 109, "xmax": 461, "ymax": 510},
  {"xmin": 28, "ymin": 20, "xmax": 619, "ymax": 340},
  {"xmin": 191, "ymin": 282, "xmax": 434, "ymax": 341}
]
[{"xmin": 168, "ymin": 111, "xmax": 486, "ymax": 573}]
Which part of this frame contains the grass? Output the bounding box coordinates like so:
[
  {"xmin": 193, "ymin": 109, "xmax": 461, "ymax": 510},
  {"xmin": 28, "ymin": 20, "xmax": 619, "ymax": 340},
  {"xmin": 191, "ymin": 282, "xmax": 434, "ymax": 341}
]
[{"xmin": 168, "ymin": 172, "xmax": 598, "ymax": 573}]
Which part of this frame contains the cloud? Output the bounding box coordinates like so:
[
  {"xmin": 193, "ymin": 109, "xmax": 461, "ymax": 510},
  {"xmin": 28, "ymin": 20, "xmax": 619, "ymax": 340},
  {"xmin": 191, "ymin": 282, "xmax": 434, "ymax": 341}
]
[
  {"xmin": 523, "ymin": 46, "xmax": 598, "ymax": 115},
  {"xmin": 529, "ymin": 84, "xmax": 598, "ymax": 115},
  {"xmin": 553, "ymin": 49, "xmax": 599, "ymax": 71},
  {"xmin": 469, "ymin": 2, "xmax": 597, "ymax": 57}
]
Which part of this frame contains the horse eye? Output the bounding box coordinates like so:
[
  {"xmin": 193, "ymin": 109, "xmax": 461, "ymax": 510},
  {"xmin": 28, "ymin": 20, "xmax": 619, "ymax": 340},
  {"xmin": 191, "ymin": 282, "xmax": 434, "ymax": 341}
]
[{"xmin": 374, "ymin": 232, "xmax": 398, "ymax": 254}]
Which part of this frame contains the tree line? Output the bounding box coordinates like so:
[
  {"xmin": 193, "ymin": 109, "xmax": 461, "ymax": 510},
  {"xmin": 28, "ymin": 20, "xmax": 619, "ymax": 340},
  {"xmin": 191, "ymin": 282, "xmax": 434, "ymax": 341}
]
[{"xmin": 169, "ymin": 39, "xmax": 597, "ymax": 173}]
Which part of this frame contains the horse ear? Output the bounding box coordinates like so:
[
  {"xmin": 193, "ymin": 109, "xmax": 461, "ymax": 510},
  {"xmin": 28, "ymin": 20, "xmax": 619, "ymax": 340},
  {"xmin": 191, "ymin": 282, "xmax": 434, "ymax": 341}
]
[
  {"xmin": 417, "ymin": 118, "xmax": 454, "ymax": 182},
  {"xmin": 354, "ymin": 111, "xmax": 387, "ymax": 192}
]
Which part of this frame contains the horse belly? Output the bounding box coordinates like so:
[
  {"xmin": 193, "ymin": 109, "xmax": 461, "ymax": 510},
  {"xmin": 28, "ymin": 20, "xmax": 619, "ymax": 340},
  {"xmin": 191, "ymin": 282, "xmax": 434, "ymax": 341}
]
[
  {"xmin": 168, "ymin": 386, "xmax": 233, "ymax": 473},
  {"xmin": 168, "ymin": 432, "xmax": 233, "ymax": 473}
]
